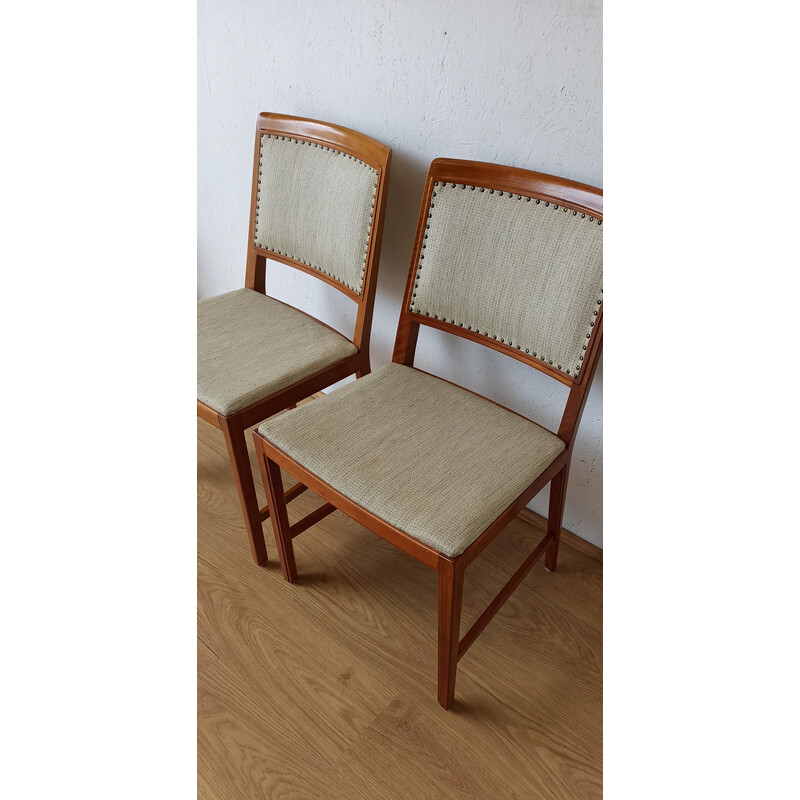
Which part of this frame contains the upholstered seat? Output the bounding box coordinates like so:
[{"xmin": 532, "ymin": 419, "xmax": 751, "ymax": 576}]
[
  {"xmin": 259, "ymin": 363, "xmax": 565, "ymax": 556},
  {"xmin": 198, "ymin": 288, "xmax": 357, "ymax": 416}
]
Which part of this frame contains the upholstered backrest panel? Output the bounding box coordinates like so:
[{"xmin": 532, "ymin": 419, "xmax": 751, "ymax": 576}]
[
  {"xmin": 254, "ymin": 134, "xmax": 379, "ymax": 294},
  {"xmin": 410, "ymin": 181, "xmax": 603, "ymax": 378}
]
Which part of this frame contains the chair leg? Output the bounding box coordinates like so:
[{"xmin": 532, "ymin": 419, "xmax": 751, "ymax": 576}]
[
  {"xmin": 355, "ymin": 353, "xmax": 371, "ymax": 379},
  {"xmin": 544, "ymin": 465, "xmax": 569, "ymax": 572},
  {"xmin": 257, "ymin": 443, "xmax": 298, "ymax": 583},
  {"xmin": 219, "ymin": 418, "xmax": 268, "ymax": 566},
  {"xmin": 437, "ymin": 555, "xmax": 465, "ymax": 710}
]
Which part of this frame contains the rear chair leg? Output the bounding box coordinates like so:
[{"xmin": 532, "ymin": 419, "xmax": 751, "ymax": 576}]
[
  {"xmin": 545, "ymin": 465, "xmax": 569, "ymax": 572},
  {"xmin": 255, "ymin": 435, "xmax": 298, "ymax": 582},
  {"xmin": 437, "ymin": 555, "xmax": 465, "ymax": 710},
  {"xmin": 220, "ymin": 418, "xmax": 268, "ymax": 566},
  {"xmin": 355, "ymin": 354, "xmax": 372, "ymax": 380}
]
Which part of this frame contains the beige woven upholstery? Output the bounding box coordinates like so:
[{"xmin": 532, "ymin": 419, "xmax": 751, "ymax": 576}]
[
  {"xmin": 411, "ymin": 182, "xmax": 603, "ymax": 378},
  {"xmin": 198, "ymin": 289, "xmax": 357, "ymax": 416},
  {"xmin": 259, "ymin": 363, "xmax": 565, "ymax": 556},
  {"xmin": 254, "ymin": 134, "xmax": 379, "ymax": 294}
]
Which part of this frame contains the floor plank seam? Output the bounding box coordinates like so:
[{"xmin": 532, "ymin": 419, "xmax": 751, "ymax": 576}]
[{"xmin": 198, "ymin": 635, "xmax": 222, "ymax": 660}]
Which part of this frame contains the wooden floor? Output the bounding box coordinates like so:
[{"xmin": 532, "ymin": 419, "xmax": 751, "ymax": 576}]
[{"xmin": 198, "ymin": 418, "xmax": 602, "ymax": 800}]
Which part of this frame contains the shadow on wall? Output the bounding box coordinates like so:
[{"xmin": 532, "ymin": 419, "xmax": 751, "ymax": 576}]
[{"xmin": 369, "ymin": 147, "xmax": 432, "ymax": 340}]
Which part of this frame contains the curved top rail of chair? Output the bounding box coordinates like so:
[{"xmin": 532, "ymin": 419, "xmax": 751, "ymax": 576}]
[
  {"xmin": 257, "ymin": 112, "xmax": 392, "ymax": 172},
  {"xmin": 428, "ymin": 158, "xmax": 602, "ymax": 218}
]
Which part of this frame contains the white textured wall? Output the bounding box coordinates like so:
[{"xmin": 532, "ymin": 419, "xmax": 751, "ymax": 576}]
[{"xmin": 198, "ymin": 0, "xmax": 603, "ymax": 547}]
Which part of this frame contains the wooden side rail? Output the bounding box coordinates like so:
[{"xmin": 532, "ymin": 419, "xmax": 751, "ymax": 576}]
[
  {"xmin": 290, "ymin": 503, "xmax": 337, "ymax": 539},
  {"xmin": 258, "ymin": 482, "xmax": 308, "ymax": 521},
  {"xmin": 457, "ymin": 531, "xmax": 554, "ymax": 661}
]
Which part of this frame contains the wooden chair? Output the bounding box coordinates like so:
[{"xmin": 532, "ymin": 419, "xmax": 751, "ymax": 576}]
[
  {"xmin": 198, "ymin": 113, "xmax": 391, "ymax": 565},
  {"xmin": 252, "ymin": 158, "xmax": 602, "ymax": 708}
]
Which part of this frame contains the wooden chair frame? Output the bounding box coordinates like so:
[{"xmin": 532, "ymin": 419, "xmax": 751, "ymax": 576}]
[
  {"xmin": 253, "ymin": 158, "xmax": 602, "ymax": 708},
  {"xmin": 198, "ymin": 113, "xmax": 392, "ymax": 565}
]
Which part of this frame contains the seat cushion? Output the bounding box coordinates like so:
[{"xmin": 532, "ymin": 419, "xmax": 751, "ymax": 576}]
[
  {"xmin": 198, "ymin": 289, "xmax": 357, "ymax": 416},
  {"xmin": 258, "ymin": 363, "xmax": 565, "ymax": 557}
]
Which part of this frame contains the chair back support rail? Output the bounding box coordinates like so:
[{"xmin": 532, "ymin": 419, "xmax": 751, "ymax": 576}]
[{"xmin": 253, "ymin": 156, "xmax": 602, "ymax": 709}]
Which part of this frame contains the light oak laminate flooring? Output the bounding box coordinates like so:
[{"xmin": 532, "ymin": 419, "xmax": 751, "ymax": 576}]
[{"xmin": 198, "ymin": 418, "xmax": 602, "ymax": 799}]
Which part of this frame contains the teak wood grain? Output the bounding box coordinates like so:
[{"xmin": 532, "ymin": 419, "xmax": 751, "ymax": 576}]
[
  {"xmin": 198, "ymin": 112, "xmax": 391, "ymax": 565},
  {"xmin": 252, "ymin": 158, "xmax": 603, "ymax": 709}
]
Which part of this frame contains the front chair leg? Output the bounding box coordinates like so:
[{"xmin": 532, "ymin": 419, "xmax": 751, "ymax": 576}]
[
  {"xmin": 544, "ymin": 465, "xmax": 570, "ymax": 572},
  {"xmin": 219, "ymin": 418, "xmax": 269, "ymax": 566},
  {"xmin": 437, "ymin": 555, "xmax": 465, "ymax": 710},
  {"xmin": 255, "ymin": 436, "xmax": 297, "ymax": 582}
]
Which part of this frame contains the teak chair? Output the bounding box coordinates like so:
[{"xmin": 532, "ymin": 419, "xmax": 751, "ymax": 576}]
[
  {"xmin": 253, "ymin": 158, "xmax": 602, "ymax": 709},
  {"xmin": 197, "ymin": 113, "xmax": 391, "ymax": 565}
]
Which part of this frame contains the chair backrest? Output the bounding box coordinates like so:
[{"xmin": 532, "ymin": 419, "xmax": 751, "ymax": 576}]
[
  {"xmin": 393, "ymin": 158, "xmax": 603, "ymax": 447},
  {"xmin": 245, "ymin": 113, "xmax": 392, "ymax": 352}
]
